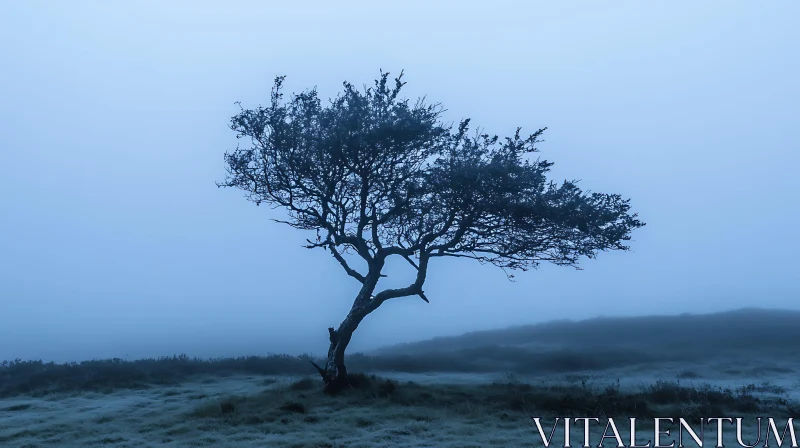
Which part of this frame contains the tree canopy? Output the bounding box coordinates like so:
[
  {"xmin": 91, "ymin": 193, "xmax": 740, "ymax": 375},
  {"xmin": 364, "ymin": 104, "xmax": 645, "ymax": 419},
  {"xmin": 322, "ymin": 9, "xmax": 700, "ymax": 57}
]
[{"xmin": 221, "ymin": 71, "xmax": 644, "ymax": 300}]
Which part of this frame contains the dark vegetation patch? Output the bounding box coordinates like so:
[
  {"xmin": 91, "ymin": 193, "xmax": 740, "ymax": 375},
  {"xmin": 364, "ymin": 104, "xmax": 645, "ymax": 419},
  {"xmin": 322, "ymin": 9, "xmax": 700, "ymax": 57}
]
[
  {"xmin": 737, "ymin": 382, "xmax": 786, "ymax": 395},
  {"xmin": 352, "ymin": 416, "xmax": 375, "ymax": 427},
  {"xmin": 184, "ymin": 374, "xmax": 794, "ymax": 426},
  {"xmin": 4, "ymin": 345, "xmax": 795, "ymax": 401},
  {"xmin": 219, "ymin": 399, "xmax": 236, "ymax": 415},
  {"xmin": 0, "ymin": 354, "xmax": 319, "ymax": 398},
  {"xmin": 363, "ymin": 375, "xmax": 793, "ymax": 418},
  {"xmin": 288, "ymin": 377, "xmax": 317, "ymax": 391},
  {"xmin": 279, "ymin": 401, "xmax": 307, "ymax": 414},
  {"xmin": 2, "ymin": 403, "xmax": 32, "ymax": 411},
  {"xmin": 165, "ymin": 426, "xmax": 191, "ymax": 436},
  {"xmin": 0, "ymin": 349, "xmax": 666, "ymax": 398}
]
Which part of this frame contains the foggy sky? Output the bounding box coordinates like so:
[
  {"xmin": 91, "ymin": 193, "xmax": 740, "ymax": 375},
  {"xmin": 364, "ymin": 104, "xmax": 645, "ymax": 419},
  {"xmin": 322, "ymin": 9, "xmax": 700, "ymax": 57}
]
[{"xmin": 1, "ymin": 1, "xmax": 798, "ymax": 363}]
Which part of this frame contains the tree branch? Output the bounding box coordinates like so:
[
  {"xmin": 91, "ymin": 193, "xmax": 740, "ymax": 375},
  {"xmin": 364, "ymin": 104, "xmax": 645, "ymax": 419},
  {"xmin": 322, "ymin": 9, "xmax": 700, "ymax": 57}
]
[{"xmin": 370, "ymin": 253, "xmax": 430, "ymax": 309}]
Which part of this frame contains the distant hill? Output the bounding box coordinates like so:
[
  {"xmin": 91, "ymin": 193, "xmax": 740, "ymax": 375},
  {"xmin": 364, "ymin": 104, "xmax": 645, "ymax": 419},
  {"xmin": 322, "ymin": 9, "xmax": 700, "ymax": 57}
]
[{"xmin": 372, "ymin": 308, "xmax": 800, "ymax": 358}]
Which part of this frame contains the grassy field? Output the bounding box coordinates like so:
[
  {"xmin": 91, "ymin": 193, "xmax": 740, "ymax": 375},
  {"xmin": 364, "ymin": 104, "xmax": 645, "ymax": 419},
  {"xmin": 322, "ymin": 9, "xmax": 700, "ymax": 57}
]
[{"xmin": 2, "ymin": 310, "xmax": 799, "ymax": 447}]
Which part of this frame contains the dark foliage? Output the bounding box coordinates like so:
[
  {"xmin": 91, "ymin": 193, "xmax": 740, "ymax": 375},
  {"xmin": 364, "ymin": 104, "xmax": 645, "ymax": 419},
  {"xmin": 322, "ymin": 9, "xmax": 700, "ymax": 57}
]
[
  {"xmin": 0, "ymin": 353, "xmax": 318, "ymax": 397},
  {"xmin": 220, "ymin": 70, "xmax": 644, "ymax": 284}
]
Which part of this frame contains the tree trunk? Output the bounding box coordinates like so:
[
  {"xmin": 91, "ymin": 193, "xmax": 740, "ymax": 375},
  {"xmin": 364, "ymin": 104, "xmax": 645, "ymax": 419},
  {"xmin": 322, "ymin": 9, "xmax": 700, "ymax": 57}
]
[
  {"xmin": 320, "ymin": 323, "xmax": 356, "ymax": 394},
  {"xmin": 310, "ymin": 280, "xmax": 379, "ymax": 394}
]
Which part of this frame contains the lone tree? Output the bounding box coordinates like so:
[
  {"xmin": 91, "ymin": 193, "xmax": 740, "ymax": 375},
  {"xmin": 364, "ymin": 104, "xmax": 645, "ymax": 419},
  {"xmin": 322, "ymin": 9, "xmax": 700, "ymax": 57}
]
[{"xmin": 219, "ymin": 71, "xmax": 645, "ymax": 393}]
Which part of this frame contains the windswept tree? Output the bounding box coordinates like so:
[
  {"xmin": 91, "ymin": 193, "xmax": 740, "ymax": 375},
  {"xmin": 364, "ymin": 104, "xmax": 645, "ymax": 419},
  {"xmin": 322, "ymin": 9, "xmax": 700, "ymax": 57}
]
[{"xmin": 219, "ymin": 71, "xmax": 645, "ymax": 393}]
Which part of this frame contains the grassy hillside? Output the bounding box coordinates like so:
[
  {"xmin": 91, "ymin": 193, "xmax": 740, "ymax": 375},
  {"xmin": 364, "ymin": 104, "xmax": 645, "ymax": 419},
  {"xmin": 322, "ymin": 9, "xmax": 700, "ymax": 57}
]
[{"xmin": 372, "ymin": 308, "xmax": 800, "ymax": 357}]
